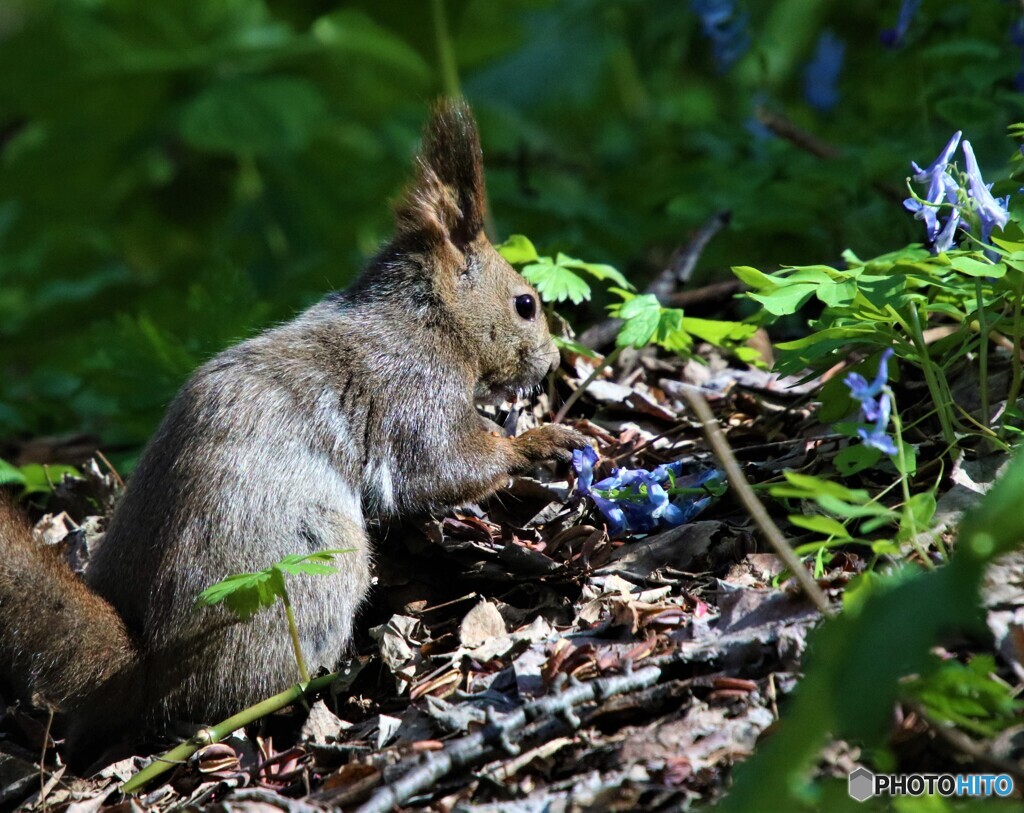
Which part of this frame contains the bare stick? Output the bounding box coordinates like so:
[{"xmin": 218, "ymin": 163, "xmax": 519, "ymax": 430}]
[
  {"xmin": 350, "ymin": 666, "xmax": 663, "ymax": 813},
  {"xmin": 553, "ymin": 347, "xmax": 622, "ymax": 424},
  {"xmin": 680, "ymin": 389, "xmax": 832, "ymax": 614}
]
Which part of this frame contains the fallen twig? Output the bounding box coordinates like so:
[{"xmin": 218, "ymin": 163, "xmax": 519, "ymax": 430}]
[
  {"xmin": 680, "ymin": 388, "xmax": 833, "ymax": 615},
  {"xmin": 346, "ymin": 665, "xmax": 663, "ymax": 813}
]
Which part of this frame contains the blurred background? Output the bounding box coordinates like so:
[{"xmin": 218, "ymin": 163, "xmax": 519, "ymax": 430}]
[{"xmin": 1, "ymin": 0, "xmax": 1022, "ymax": 467}]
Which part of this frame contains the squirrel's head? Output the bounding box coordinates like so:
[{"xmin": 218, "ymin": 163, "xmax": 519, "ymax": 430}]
[{"xmin": 390, "ymin": 99, "xmax": 559, "ymax": 404}]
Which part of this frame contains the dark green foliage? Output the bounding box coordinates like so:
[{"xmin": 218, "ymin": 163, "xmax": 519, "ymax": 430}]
[
  {"xmin": 3, "ymin": 0, "xmax": 1023, "ymax": 459},
  {"xmin": 720, "ymin": 451, "xmax": 1024, "ymax": 810}
]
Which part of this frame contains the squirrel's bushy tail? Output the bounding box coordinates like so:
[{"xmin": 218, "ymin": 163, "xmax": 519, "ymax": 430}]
[{"xmin": 0, "ymin": 495, "xmax": 136, "ymax": 712}]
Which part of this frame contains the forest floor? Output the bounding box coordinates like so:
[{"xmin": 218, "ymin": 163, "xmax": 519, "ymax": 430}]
[{"xmin": 3, "ymin": 241, "xmax": 1023, "ymax": 813}]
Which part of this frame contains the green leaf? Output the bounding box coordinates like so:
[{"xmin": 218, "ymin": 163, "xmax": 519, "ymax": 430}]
[
  {"xmin": 731, "ymin": 265, "xmax": 777, "ymax": 291},
  {"xmin": 834, "ymin": 444, "xmax": 882, "ymax": 476},
  {"xmin": 557, "ymin": 254, "xmax": 633, "ymax": 289},
  {"xmin": 496, "ymin": 234, "xmax": 540, "ymax": 265},
  {"xmin": 788, "ymin": 514, "xmax": 851, "ymax": 538},
  {"xmin": 903, "ymin": 491, "xmax": 936, "ymax": 532},
  {"xmin": 311, "ymin": 9, "xmax": 430, "ymax": 77},
  {"xmin": 521, "ymin": 259, "xmax": 592, "ymax": 304},
  {"xmin": 681, "ymin": 316, "xmax": 757, "ymax": 345},
  {"xmin": 196, "ymin": 549, "xmax": 351, "ymax": 621},
  {"xmin": 748, "ymin": 283, "xmax": 817, "ymax": 316},
  {"xmin": 553, "ymin": 335, "xmax": 600, "ymax": 358},
  {"xmin": 197, "ymin": 570, "xmax": 282, "ymax": 620},
  {"xmin": 0, "ymin": 459, "xmax": 26, "ymax": 487},
  {"xmin": 180, "ymin": 76, "xmax": 327, "ymax": 155},
  {"xmin": 950, "ymin": 255, "xmax": 1006, "ymax": 278},
  {"xmin": 614, "ymin": 293, "xmax": 661, "ymax": 348}
]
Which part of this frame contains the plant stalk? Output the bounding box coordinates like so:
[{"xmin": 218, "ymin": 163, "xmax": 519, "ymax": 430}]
[
  {"xmin": 907, "ymin": 304, "xmax": 958, "ymax": 451},
  {"xmin": 681, "ymin": 389, "xmax": 832, "ymax": 615},
  {"xmin": 888, "ymin": 393, "xmax": 936, "ymax": 569},
  {"xmin": 120, "ymin": 671, "xmax": 338, "ymax": 795},
  {"xmin": 431, "ymin": 0, "xmax": 461, "ymax": 98},
  {"xmin": 975, "ymin": 279, "xmax": 990, "ymax": 429},
  {"xmin": 282, "ymin": 592, "xmax": 311, "ymax": 684},
  {"xmin": 1004, "ymin": 278, "xmax": 1024, "ymax": 436}
]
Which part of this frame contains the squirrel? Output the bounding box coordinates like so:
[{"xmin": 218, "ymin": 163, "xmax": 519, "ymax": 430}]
[{"xmin": 0, "ymin": 99, "xmax": 587, "ymax": 765}]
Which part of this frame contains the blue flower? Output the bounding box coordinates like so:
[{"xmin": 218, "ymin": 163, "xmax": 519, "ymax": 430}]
[
  {"xmin": 691, "ymin": 0, "xmax": 751, "ymax": 72},
  {"xmin": 857, "ymin": 394, "xmax": 898, "ymax": 455},
  {"xmin": 572, "ymin": 446, "xmax": 597, "ymax": 493},
  {"xmin": 962, "ymin": 140, "xmax": 1010, "ymax": 252},
  {"xmin": 803, "ymin": 30, "xmax": 845, "ymax": 112},
  {"xmin": 903, "ymin": 131, "xmax": 1012, "ymax": 257},
  {"xmin": 880, "ymin": 0, "xmax": 921, "ymax": 48},
  {"xmin": 844, "ymin": 347, "xmax": 893, "ymax": 407},
  {"xmin": 844, "ymin": 349, "xmax": 898, "ymax": 456},
  {"xmin": 572, "ymin": 449, "xmax": 721, "ymax": 536},
  {"xmin": 903, "ymin": 131, "xmax": 961, "ymax": 246}
]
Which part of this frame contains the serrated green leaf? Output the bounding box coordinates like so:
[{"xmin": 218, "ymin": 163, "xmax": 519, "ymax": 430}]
[
  {"xmin": 522, "ymin": 260, "xmax": 592, "ymax": 304},
  {"xmin": 496, "ymin": 234, "xmax": 540, "ymax": 265},
  {"xmin": 557, "ymin": 254, "xmax": 633, "ymax": 289},
  {"xmin": 614, "ymin": 293, "xmax": 661, "ymax": 348}
]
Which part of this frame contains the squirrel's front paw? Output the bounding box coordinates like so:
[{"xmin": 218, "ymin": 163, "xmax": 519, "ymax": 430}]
[{"xmin": 511, "ymin": 425, "xmax": 589, "ymax": 467}]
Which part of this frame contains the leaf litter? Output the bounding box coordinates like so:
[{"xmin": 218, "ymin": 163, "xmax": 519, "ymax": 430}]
[{"xmin": 3, "ymin": 311, "xmax": 1022, "ymax": 811}]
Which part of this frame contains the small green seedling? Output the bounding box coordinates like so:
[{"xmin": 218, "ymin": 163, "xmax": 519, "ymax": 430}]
[{"xmin": 197, "ymin": 549, "xmax": 352, "ymax": 683}]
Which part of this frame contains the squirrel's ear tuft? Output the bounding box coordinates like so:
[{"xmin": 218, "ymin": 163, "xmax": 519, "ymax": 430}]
[{"xmin": 395, "ymin": 99, "xmax": 486, "ymax": 250}]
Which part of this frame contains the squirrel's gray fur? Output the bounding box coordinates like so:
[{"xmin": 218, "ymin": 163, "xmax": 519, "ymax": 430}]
[{"xmin": 0, "ymin": 99, "xmax": 586, "ymax": 763}]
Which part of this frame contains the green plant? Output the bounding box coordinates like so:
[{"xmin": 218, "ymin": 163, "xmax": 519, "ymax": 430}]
[
  {"xmin": 498, "ymin": 234, "xmax": 759, "ymax": 421},
  {"xmin": 197, "ymin": 549, "xmax": 352, "ymax": 683},
  {"xmin": 0, "ymin": 459, "xmax": 79, "ymax": 496},
  {"xmin": 720, "ymin": 448, "xmax": 1024, "ymax": 811}
]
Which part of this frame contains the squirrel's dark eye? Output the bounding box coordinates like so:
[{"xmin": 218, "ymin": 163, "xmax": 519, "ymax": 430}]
[{"xmin": 514, "ymin": 293, "xmax": 537, "ymax": 321}]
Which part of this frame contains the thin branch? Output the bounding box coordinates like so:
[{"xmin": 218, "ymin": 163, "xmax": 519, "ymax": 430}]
[
  {"xmin": 679, "ymin": 389, "xmax": 832, "ymax": 615},
  {"xmin": 348, "ymin": 666, "xmax": 663, "ymax": 813},
  {"xmin": 554, "ymin": 347, "xmax": 622, "ymax": 423}
]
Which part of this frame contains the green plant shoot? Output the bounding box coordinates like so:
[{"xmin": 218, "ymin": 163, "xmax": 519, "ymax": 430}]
[{"xmin": 197, "ymin": 549, "xmax": 352, "ymax": 684}]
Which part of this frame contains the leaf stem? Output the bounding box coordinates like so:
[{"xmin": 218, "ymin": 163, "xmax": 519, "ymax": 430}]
[
  {"xmin": 430, "ymin": 0, "xmax": 461, "ymax": 98},
  {"xmin": 906, "ymin": 303, "xmax": 958, "ymax": 451},
  {"xmin": 975, "ymin": 279, "xmax": 990, "ymax": 430},
  {"xmin": 554, "ymin": 346, "xmax": 623, "ymax": 424},
  {"xmin": 1003, "ymin": 276, "xmax": 1024, "ymax": 437},
  {"xmin": 888, "ymin": 391, "xmax": 936, "ymax": 569},
  {"xmin": 282, "ymin": 591, "xmax": 311, "ymax": 684},
  {"xmin": 120, "ymin": 671, "xmax": 338, "ymax": 795}
]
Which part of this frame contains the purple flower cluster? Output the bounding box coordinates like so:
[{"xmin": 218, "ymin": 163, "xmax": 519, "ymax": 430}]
[
  {"xmin": 691, "ymin": 0, "xmax": 751, "ymax": 72},
  {"xmin": 844, "ymin": 349, "xmax": 897, "ymax": 456},
  {"xmin": 881, "ymin": 0, "xmax": 921, "ymax": 49},
  {"xmin": 803, "ymin": 30, "xmax": 845, "ymax": 112},
  {"xmin": 573, "ymin": 446, "xmax": 719, "ymax": 536},
  {"xmin": 904, "ymin": 132, "xmax": 1010, "ymax": 257}
]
